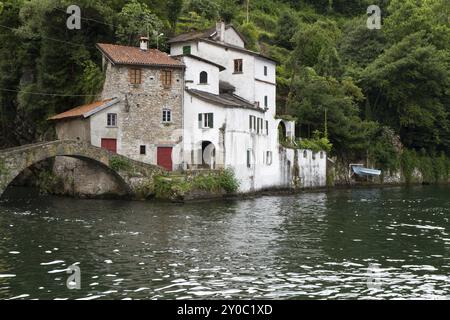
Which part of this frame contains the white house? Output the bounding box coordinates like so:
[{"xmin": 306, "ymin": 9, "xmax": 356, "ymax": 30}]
[{"xmin": 169, "ymin": 22, "xmax": 327, "ymax": 192}]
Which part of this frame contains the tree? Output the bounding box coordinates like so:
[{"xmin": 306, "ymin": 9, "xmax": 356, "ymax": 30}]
[
  {"xmin": 361, "ymin": 32, "xmax": 450, "ymax": 154},
  {"xmin": 288, "ymin": 68, "xmax": 377, "ymax": 158},
  {"xmin": 116, "ymin": 0, "xmax": 164, "ymax": 46},
  {"xmin": 167, "ymin": 0, "xmax": 183, "ymax": 29},
  {"xmin": 274, "ymin": 10, "xmax": 298, "ymax": 50}
]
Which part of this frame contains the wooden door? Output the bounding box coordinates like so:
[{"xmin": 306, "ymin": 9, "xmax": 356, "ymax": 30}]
[
  {"xmin": 101, "ymin": 138, "xmax": 117, "ymax": 153},
  {"xmin": 157, "ymin": 147, "xmax": 173, "ymax": 171}
]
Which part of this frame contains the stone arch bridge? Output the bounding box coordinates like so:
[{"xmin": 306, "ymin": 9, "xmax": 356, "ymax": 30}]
[{"xmin": 0, "ymin": 140, "xmax": 165, "ymax": 198}]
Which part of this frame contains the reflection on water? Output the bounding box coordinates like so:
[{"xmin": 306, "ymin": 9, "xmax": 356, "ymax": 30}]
[{"xmin": 0, "ymin": 186, "xmax": 449, "ymax": 300}]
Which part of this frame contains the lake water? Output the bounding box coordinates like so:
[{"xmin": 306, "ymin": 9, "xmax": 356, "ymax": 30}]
[{"xmin": 0, "ymin": 185, "xmax": 449, "ymax": 300}]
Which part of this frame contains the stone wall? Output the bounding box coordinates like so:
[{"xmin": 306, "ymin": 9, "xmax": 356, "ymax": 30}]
[
  {"xmin": 100, "ymin": 62, "xmax": 184, "ymax": 165},
  {"xmin": 53, "ymin": 157, "xmax": 128, "ymax": 198},
  {"xmin": 0, "ymin": 140, "xmax": 164, "ymax": 199}
]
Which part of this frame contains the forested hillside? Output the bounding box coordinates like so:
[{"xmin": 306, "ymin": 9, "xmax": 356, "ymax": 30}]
[{"xmin": 0, "ymin": 0, "xmax": 449, "ymax": 180}]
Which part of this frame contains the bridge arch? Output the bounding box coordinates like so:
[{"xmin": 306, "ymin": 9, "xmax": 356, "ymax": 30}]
[{"xmin": 0, "ymin": 140, "xmax": 164, "ymax": 198}]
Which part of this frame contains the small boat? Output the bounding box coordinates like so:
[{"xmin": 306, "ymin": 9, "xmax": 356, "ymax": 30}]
[{"xmin": 352, "ymin": 166, "xmax": 381, "ymax": 177}]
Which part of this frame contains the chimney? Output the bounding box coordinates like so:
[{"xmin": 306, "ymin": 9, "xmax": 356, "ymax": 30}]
[
  {"xmin": 139, "ymin": 36, "xmax": 149, "ymax": 51},
  {"xmin": 216, "ymin": 21, "xmax": 225, "ymax": 42}
]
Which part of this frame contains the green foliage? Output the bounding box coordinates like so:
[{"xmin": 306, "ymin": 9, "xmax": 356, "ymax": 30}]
[
  {"xmin": 368, "ymin": 127, "xmax": 400, "ymax": 172},
  {"xmin": 116, "ymin": 0, "xmax": 164, "ymax": 46},
  {"xmin": 109, "ymin": 156, "xmax": 132, "ymax": 172},
  {"xmin": 237, "ymin": 22, "xmax": 259, "ymax": 51},
  {"xmin": 400, "ymin": 149, "xmax": 418, "ymax": 185},
  {"xmin": 217, "ymin": 168, "xmax": 240, "ymax": 193},
  {"xmin": 80, "ymin": 60, "xmax": 105, "ymax": 103},
  {"xmin": 154, "ymin": 169, "xmax": 239, "ymax": 199},
  {"xmin": 166, "ymin": 0, "xmax": 183, "ymax": 29},
  {"xmin": 298, "ymin": 131, "xmax": 332, "ymax": 153},
  {"xmin": 183, "ymin": 0, "xmax": 220, "ymax": 20}
]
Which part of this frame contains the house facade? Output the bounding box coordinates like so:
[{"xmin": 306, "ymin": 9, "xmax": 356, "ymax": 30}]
[
  {"xmin": 49, "ymin": 22, "xmax": 327, "ymax": 195},
  {"xmin": 168, "ymin": 22, "xmax": 326, "ymax": 191},
  {"xmin": 49, "ymin": 39, "xmax": 185, "ymax": 171}
]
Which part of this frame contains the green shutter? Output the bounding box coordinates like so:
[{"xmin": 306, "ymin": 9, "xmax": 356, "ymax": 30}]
[
  {"xmin": 183, "ymin": 46, "xmax": 191, "ymax": 55},
  {"xmin": 208, "ymin": 113, "xmax": 214, "ymax": 128}
]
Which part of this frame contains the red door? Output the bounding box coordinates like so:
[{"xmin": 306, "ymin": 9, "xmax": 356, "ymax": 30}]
[
  {"xmin": 101, "ymin": 138, "xmax": 117, "ymax": 153},
  {"xmin": 157, "ymin": 147, "xmax": 173, "ymax": 171}
]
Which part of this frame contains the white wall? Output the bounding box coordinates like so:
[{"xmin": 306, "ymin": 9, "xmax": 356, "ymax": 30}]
[
  {"xmin": 224, "ymin": 28, "xmax": 245, "ymax": 48},
  {"xmin": 182, "ymin": 56, "xmax": 220, "ymax": 95}
]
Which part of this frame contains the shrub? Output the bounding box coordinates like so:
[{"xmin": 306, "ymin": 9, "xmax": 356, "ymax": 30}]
[
  {"xmin": 400, "ymin": 149, "xmax": 417, "ymax": 184},
  {"xmin": 217, "ymin": 168, "xmax": 240, "ymax": 193},
  {"xmin": 109, "ymin": 156, "xmax": 132, "ymax": 172}
]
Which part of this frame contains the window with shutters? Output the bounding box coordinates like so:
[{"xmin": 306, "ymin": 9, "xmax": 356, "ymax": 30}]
[
  {"xmin": 266, "ymin": 151, "xmax": 273, "ymax": 165},
  {"xmin": 161, "ymin": 70, "xmax": 172, "ymax": 88},
  {"xmin": 128, "ymin": 68, "xmax": 142, "ymax": 84},
  {"xmin": 234, "ymin": 59, "xmax": 243, "ymax": 73},
  {"xmin": 198, "ymin": 113, "xmax": 214, "ymax": 128},
  {"xmin": 247, "ymin": 149, "xmax": 253, "ymax": 168},
  {"xmin": 183, "ymin": 45, "xmax": 191, "ymax": 55}
]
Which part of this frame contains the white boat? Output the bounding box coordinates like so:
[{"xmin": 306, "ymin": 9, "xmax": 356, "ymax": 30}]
[{"xmin": 352, "ymin": 166, "xmax": 381, "ymax": 177}]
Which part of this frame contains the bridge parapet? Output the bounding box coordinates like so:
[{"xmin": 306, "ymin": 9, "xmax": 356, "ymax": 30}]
[{"xmin": 0, "ymin": 140, "xmax": 165, "ymax": 199}]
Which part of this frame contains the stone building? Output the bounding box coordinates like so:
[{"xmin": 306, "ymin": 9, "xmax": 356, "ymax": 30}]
[
  {"xmin": 49, "ymin": 38, "xmax": 185, "ymax": 171},
  {"xmin": 48, "ymin": 23, "xmax": 328, "ymax": 196}
]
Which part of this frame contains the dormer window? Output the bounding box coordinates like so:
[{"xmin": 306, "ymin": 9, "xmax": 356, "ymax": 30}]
[
  {"xmin": 199, "ymin": 71, "xmax": 208, "ymax": 84},
  {"xmin": 234, "ymin": 59, "xmax": 243, "ymax": 73}
]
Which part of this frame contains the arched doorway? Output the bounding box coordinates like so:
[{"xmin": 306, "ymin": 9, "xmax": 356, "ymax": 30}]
[
  {"xmin": 201, "ymin": 141, "xmax": 215, "ymax": 169},
  {"xmin": 278, "ymin": 121, "xmax": 287, "ymax": 143}
]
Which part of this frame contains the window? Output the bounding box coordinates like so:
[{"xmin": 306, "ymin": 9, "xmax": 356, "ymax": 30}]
[
  {"xmin": 199, "ymin": 71, "xmax": 208, "ymax": 84},
  {"xmin": 257, "ymin": 118, "xmax": 260, "ymax": 134},
  {"xmin": 303, "ymin": 150, "xmax": 308, "ymax": 158},
  {"xmin": 266, "ymin": 151, "xmax": 273, "ymax": 165},
  {"xmin": 249, "ymin": 115, "xmax": 257, "ymax": 132},
  {"xmin": 183, "ymin": 45, "xmax": 191, "ymax": 55},
  {"xmin": 140, "ymin": 145, "xmax": 146, "ymax": 155},
  {"xmin": 162, "ymin": 109, "xmax": 172, "ymax": 123},
  {"xmin": 198, "ymin": 113, "xmax": 213, "ymax": 128},
  {"xmin": 161, "ymin": 70, "xmax": 172, "ymax": 87},
  {"xmin": 107, "ymin": 113, "xmax": 117, "ymax": 127},
  {"xmin": 264, "ymin": 96, "xmax": 268, "ymax": 108},
  {"xmin": 234, "ymin": 59, "xmax": 243, "ymax": 73},
  {"xmin": 128, "ymin": 68, "xmax": 142, "ymax": 84},
  {"xmin": 264, "ymin": 66, "xmax": 268, "ymax": 76},
  {"xmin": 320, "ymin": 151, "xmax": 324, "ymax": 159},
  {"xmin": 247, "ymin": 149, "xmax": 252, "ymax": 168},
  {"xmin": 265, "ymin": 120, "xmax": 269, "ymax": 135}
]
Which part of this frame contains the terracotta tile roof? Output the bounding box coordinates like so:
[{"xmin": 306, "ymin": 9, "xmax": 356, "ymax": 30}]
[
  {"xmin": 96, "ymin": 43, "xmax": 184, "ymax": 68},
  {"xmin": 48, "ymin": 98, "xmax": 116, "ymax": 120}
]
